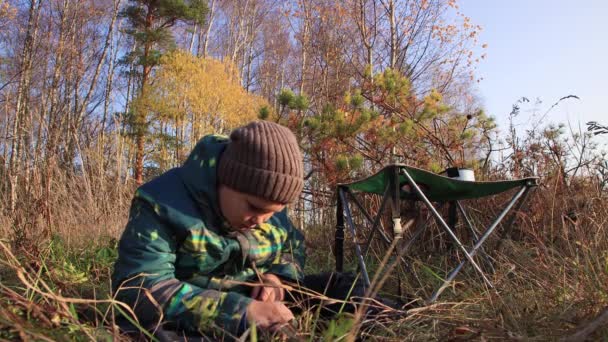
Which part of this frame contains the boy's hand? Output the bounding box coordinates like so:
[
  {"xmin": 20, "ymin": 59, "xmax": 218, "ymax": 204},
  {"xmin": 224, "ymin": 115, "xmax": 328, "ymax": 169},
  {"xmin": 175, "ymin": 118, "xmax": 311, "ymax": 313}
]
[
  {"xmin": 251, "ymin": 273, "xmax": 285, "ymax": 302},
  {"xmin": 246, "ymin": 300, "xmax": 294, "ymax": 330}
]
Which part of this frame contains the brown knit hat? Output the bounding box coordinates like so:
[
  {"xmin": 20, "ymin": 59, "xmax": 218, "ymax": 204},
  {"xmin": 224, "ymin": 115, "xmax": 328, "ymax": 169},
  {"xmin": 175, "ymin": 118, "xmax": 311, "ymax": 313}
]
[{"xmin": 218, "ymin": 121, "xmax": 304, "ymax": 204}]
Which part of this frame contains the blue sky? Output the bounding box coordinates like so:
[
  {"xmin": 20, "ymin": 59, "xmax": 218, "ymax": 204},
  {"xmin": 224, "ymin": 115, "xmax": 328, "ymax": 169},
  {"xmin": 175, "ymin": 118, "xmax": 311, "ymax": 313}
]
[{"xmin": 458, "ymin": 0, "xmax": 608, "ymax": 138}]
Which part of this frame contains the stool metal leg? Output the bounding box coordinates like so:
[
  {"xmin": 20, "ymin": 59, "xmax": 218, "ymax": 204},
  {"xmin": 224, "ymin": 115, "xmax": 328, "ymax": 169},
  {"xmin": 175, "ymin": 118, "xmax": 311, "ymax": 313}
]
[
  {"xmin": 339, "ymin": 188, "xmax": 371, "ymax": 287},
  {"xmin": 400, "ymin": 169, "xmax": 493, "ymax": 289},
  {"xmin": 497, "ymin": 184, "xmax": 535, "ymax": 250},
  {"xmin": 428, "ymin": 185, "xmax": 529, "ymax": 302},
  {"xmin": 343, "ymin": 186, "xmax": 392, "ymax": 256},
  {"xmin": 457, "ymin": 201, "xmax": 495, "ymax": 273},
  {"xmin": 335, "ymin": 187, "xmax": 345, "ymax": 272}
]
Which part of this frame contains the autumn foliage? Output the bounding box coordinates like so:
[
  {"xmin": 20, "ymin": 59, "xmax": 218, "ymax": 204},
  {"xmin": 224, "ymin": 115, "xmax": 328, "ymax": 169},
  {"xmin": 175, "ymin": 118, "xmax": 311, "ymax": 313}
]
[{"xmin": 132, "ymin": 51, "xmax": 268, "ymax": 170}]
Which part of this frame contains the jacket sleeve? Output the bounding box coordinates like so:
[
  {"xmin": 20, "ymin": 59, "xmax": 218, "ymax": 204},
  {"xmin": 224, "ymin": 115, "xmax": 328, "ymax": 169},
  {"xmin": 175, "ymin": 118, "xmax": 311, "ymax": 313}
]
[
  {"xmin": 267, "ymin": 210, "xmax": 306, "ymax": 281},
  {"xmin": 112, "ymin": 197, "xmax": 252, "ymax": 336}
]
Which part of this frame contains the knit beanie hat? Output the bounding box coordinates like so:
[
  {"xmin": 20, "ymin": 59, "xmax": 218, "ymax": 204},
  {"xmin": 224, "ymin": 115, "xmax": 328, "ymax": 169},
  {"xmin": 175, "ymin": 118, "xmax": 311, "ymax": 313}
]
[{"xmin": 218, "ymin": 121, "xmax": 304, "ymax": 204}]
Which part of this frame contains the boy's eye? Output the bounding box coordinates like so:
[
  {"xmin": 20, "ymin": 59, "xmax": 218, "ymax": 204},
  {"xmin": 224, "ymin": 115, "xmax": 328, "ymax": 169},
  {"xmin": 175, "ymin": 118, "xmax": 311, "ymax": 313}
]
[{"xmin": 248, "ymin": 203, "xmax": 262, "ymax": 213}]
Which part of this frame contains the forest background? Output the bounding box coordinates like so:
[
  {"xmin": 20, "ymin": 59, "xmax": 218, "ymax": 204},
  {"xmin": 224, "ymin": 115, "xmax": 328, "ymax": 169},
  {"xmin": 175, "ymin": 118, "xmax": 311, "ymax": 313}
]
[{"xmin": 0, "ymin": 0, "xmax": 607, "ymax": 340}]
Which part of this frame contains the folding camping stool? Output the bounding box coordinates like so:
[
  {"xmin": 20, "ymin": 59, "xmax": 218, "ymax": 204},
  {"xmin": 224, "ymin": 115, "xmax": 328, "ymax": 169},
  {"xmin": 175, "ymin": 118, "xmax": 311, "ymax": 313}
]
[{"xmin": 334, "ymin": 164, "xmax": 539, "ymax": 303}]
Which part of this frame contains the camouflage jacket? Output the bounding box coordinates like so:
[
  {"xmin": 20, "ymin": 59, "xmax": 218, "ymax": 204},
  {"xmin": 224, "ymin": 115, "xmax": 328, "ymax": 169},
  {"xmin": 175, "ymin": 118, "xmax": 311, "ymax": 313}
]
[{"xmin": 111, "ymin": 135, "xmax": 306, "ymax": 336}]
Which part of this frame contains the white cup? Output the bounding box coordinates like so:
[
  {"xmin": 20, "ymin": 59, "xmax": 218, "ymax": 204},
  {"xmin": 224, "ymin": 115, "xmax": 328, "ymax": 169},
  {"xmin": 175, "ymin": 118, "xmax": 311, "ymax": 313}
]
[{"xmin": 455, "ymin": 168, "xmax": 475, "ymax": 181}]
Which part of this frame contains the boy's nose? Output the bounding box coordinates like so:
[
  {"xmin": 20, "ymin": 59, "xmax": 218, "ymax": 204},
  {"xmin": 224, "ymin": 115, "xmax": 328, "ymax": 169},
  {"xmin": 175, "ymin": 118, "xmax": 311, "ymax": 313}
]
[
  {"xmin": 253, "ymin": 215, "xmax": 264, "ymax": 225},
  {"xmin": 244, "ymin": 216, "xmax": 260, "ymax": 228}
]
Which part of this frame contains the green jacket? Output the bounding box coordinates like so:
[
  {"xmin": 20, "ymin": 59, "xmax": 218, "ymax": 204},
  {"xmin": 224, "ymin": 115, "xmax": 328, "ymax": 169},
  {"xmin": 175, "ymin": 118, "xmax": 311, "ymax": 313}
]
[{"xmin": 112, "ymin": 135, "xmax": 306, "ymax": 336}]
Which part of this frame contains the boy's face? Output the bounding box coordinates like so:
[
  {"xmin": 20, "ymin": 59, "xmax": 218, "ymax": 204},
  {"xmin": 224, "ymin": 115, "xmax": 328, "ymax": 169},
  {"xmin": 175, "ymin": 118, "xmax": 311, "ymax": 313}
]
[{"xmin": 218, "ymin": 184, "xmax": 286, "ymax": 231}]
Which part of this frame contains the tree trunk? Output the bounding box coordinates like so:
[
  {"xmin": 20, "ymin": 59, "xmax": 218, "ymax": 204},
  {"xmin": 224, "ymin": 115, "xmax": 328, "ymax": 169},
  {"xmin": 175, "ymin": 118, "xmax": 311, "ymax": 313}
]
[
  {"xmin": 135, "ymin": 3, "xmax": 155, "ymax": 185},
  {"xmin": 299, "ymin": 0, "xmax": 311, "ymax": 95},
  {"xmin": 9, "ymin": 0, "xmax": 42, "ymax": 213},
  {"xmin": 101, "ymin": 0, "xmax": 121, "ymax": 167},
  {"xmin": 74, "ymin": 0, "xmax": 120, "ymax": 131},
  {"xmin": 388, "ymin": 0, "xmax": 396, "ymax": 70},
  {"xmin": 189, "ymin": 23, "xmax": 198, "ymax": 53},
  {"xmin": 243, "ymin": 24, "xmax": 255, "ymax": 92},
  {"xmin": 200, "ymin": 0, "xmax": 216, "ymax": 57}
]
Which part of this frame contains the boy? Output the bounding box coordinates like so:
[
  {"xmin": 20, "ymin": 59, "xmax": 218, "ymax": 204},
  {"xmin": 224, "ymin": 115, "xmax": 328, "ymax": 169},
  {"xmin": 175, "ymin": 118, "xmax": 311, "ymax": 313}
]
[{"xmin": 112, "ymin": 121, "xmax": 363, "ymax": 339}]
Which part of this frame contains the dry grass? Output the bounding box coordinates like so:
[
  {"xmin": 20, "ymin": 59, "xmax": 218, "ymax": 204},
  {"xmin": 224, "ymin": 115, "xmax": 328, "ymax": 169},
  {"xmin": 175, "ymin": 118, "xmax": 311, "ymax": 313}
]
[{"xmin": 0, "ymin": 154, "xmax": 607, "ymax": 341}]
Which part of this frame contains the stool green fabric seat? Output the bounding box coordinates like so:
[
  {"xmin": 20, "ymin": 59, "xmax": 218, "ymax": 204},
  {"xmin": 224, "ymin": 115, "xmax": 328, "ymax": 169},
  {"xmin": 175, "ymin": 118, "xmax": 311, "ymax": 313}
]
[{"xmin": 334, "ymin": 164, "xmax": 538, "ymax": 303}]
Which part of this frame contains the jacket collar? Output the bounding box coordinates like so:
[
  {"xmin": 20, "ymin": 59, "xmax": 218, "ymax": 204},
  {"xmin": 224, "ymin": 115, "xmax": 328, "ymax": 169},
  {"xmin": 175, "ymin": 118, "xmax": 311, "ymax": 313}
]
[{"xmin": 178, "ymin": 134, "xmax": 232, "ymax": 231}]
